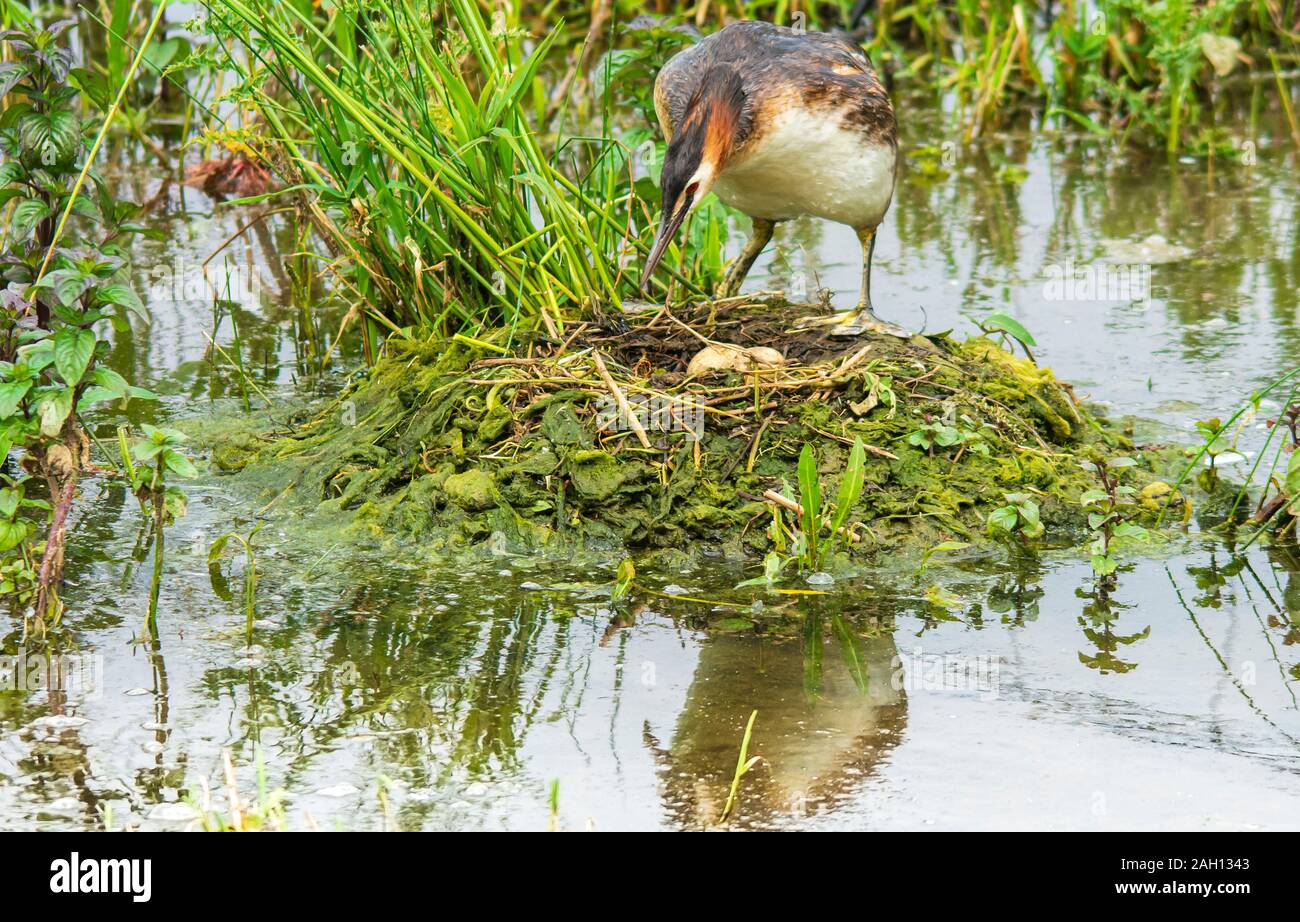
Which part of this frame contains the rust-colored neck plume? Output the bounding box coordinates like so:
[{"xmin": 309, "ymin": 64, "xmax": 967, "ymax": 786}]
[{"xmin": 678, "ymin": 66, "xmax": 747, "ymax": 170}]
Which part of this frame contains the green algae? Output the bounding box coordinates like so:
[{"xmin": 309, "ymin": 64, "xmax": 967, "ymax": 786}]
[{"xmin": 199, "ymin": 324, "xmax": 1166, "ymax": 563}]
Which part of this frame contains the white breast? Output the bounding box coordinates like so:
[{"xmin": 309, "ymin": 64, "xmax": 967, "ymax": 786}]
[{"xmin": 712, "ymin": 107, "xmax": 896, "ymax": 228}]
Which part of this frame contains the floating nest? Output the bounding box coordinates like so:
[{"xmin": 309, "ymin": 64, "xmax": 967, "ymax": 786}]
[{"xmin": 211, "ymin": 298, "xmax": 1145, "ymax": 563}]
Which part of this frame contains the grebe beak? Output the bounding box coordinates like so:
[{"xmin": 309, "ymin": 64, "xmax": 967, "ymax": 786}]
[{"xmin": 641, "ymin": 189, "xmax": 695, "ymax": 294}]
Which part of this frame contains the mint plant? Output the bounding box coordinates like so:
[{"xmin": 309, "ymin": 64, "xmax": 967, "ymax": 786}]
[
  {"xmin": 1080, "ymin": 457, "xmax": 1148, "ymax": 580},
  {"xmin": 1, "ymin": 20, "xmax": 183, "ymax": 635}
]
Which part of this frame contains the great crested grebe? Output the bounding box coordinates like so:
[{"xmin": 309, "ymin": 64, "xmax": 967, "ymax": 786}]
[{"xmin": 642, "ymin": 20, "xmax": 906, "ymax": 337}]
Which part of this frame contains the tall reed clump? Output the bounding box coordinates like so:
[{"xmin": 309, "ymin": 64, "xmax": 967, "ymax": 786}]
[{"xmin": 203, "ymin": 0, "xmax": 653, "ymax": 345}]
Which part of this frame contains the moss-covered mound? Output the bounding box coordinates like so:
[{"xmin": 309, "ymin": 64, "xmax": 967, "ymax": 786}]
[{"xmin": 212, "ymin": 300, "xmax": 1143, "ymax": 560}]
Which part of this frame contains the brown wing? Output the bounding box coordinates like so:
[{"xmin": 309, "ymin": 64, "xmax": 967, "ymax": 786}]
[{"xmin": 653, "ymin": 22, "xmax": 890, "ymax": 144}]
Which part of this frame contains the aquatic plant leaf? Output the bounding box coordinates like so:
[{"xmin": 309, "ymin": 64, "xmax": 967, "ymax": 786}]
[
  {"xmin": 1091, "ymin": 554, "xmax": 1118, "ymax": 576},
  {"xmin": 10, "ymin": 198, "xmax": 52, "ymax": 238},
  {"xmin": 796, "ymin": 444, "xmax": 820, "ymax": 560},
  {"xmin": 1112, "ymin": 522, "xmax": 1147, "ymax": 539},
  {"xmin": 735, "ymin": 552, "xmax": 788, "ymax": 590},
  {"xmin": 162, "ymin": 448, "xmax": 198, "ymax": 479},
  {"xmin": 826, "ymin": 437, "xmax": 865, "ymax": 547},
  {"xmin": 1015, "ymin": 497, "xmax": 1042, "ymax": 530},
  {"xmin": 980, "ymin": 311, "xmax": 1036, "ymax": 347},
  {"xmin": 924, "ymin": 585, "xmax": 964, "ymax": 611},
  {"xmin": 916, "ymin": 540, "xmax": 970, "ymax": 577},
  {"xmin": 52, "ymin": 327, "xmax": 94, "ymax": 387},
  {"xmin": 0, "ymin": 519, "xmax": 29, "ymax": 552},
  {"xmin": 1285, "ymin": 450, "xmax": 1300, "ymax": 498},
  {"xmin": 0, "ymin": 380, "xmax": 32, "ymax": 418},
  {"xmin": 610, "ymin": 556, "xmax": 635, "ymax": 601},
  {"xmin": 97, "ymin": 283, "xmax": 147, "ymax": 324},
  {"xmin": 1079, "ymin": 489, "xmax": 1109, "ymax": 506},
  {"xmin": 986, "ymin": 506, "xmax": 1019, "ymax": 534},
  {"xmin": 131, "ymin": 438, "xmax": 163, "ymax": 462}
]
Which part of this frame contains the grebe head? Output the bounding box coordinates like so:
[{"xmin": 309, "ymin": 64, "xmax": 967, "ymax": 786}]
[{"xmin": 642, "ymin": 68, "xmax": 746, "ymax": 291}]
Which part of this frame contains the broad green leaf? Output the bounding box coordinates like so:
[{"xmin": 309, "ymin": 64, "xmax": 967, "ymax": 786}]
[
  {"xmin": 935, "ymin": 426, "xmax": 963, "ymax": 447},
  {"xmin": 0, "ymin": 61, "xmax": 27, "ymax": 98},
  {"xmin": 796, "ymin": 444, "xmax": 820, "ymax": 544},
  {"xmin": 76, "ymin": 386, "xmax": 119, "ymax": 410},
  {"xmin": 11, "ymin": 198, "xmax": 52, "ymax": 237},
  {"xmin": 827, "ymin": 437, "xmax": 866, "ymax": 541},
  {"xmin": 132, "ymin": 439, "xmax": 163, "ymax": 461},
  {"xmin": 0, "ymin": 380, "xmax": 32, "ymax": 418},
  {"xmin": 927, "ymin": 540, "xmax": 970, "ymax": 557},
  {"xmin": 1112, "ymin": 522, "xmax": 1148, "ymax": 539},
  {"xmin": 981, "ymin": 311, "xmax": 1037, "ymax": 347},
  {"xmin": 18, "ymin": 339, "xmax": 55, "ymax": 372},
  {"xmin": 97, "ymin": 283, "xmax": 147, "ymax": 322},
  {"xmin": 53, "ymin": 327, "xmax": 95, "ymax": 387},
  {"xmin": 91, "ymin": 366, "xmax": 131, "ymax": 396},
  {"xmin": 987, "ymin": 506, "xmax": 1019, "ymax": 533},
  {"xmin": 1091, "ymin": 554, "xmax": 1118, "ymax": 576},
  {"xmin": 1284, "ymin": 450, "xmax": 1300, "ymax": 497},
  {"xmin": 924, "ymin": 584, "xmax": 964, "ymax": 611},
  {"xmin": 17, "ymin": 108, "xmax": 80, "ymax": 164},
  {"xmin": 0, "ymin": 518, "xmax": 29, "ymax": 552},
  {"xmin": 161, "ymin": 449, "xmax": 198, "ymax": 479}
]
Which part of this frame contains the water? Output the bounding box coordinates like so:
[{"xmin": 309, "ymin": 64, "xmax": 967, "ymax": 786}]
[{"xmin": 3, "ymin": 124, "xmax": 1298, "ymax": 831}]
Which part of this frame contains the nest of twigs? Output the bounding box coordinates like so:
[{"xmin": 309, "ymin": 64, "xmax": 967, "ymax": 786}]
[{"xmin": 216, "ymin": 296, "xmax": 1125, "ymax": 558}]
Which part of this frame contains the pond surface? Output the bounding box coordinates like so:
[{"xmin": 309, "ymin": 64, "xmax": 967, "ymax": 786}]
[{"xmin": 2, "ymin": 121, "xmax": 1298, "ymax": 831}]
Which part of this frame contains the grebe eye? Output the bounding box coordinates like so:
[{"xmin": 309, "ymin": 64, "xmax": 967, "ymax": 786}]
[{"xmin": 685, "ymin": 182, "xmax": 699, "ymax": 196}]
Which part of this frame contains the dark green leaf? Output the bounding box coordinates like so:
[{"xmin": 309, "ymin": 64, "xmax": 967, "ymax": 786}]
[{"xmin": 52, "ymin": 326, "xmax": 95, "ymax": 386}]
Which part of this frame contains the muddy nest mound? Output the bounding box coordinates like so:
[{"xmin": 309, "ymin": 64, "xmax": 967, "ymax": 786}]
[{"xmin": 213, "ymin": 299, "xmax": 1139, "ymax": 560}]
